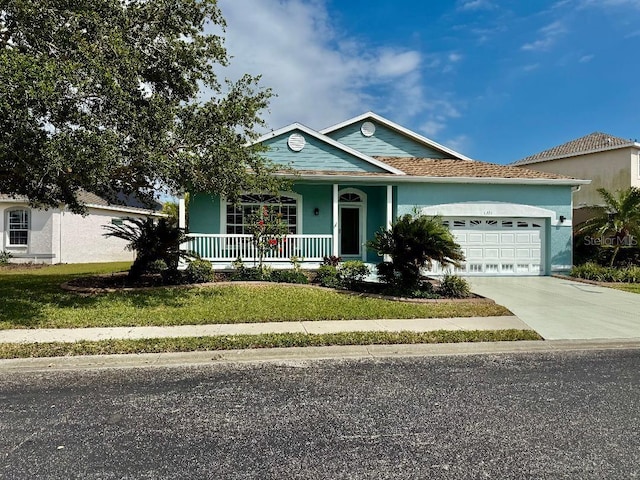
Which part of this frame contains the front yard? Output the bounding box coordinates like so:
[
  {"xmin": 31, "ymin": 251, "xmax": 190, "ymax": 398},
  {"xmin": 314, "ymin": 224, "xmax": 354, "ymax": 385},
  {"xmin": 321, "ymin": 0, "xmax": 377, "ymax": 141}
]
[{"xmin": 0, "ymin": 263, "xmax": 511, "ymax": 330}]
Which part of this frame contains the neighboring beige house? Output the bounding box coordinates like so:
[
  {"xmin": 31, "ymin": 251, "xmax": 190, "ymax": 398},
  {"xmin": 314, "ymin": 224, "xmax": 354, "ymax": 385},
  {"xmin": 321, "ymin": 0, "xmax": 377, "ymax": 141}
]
[
  {"xmin": 1, "ymin": 191, "xmax": 160, "ymax": 264},
  {"xmin": 511, "ymin": 132, "xmax": 640, "ymax": 223}
]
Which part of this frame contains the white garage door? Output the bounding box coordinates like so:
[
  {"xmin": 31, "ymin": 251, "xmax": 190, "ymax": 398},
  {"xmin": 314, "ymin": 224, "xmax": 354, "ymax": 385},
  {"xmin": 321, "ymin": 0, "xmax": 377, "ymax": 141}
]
[{"xmin": 431, "ymin": 218, "xmax": 545, "ymax": 276}]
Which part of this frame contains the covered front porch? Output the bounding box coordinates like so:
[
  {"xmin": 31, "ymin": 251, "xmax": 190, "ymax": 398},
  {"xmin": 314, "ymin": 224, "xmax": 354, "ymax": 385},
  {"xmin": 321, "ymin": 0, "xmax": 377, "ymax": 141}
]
[{"xmin": 182, "ymin": 183, "xmax": 394, "ymax": 269}]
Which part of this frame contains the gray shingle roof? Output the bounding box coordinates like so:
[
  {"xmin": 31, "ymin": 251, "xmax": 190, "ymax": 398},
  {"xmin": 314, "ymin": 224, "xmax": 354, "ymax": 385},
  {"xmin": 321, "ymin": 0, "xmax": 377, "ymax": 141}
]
[{"xmin": 512, "ymin": 132, "xmax": 636, "ymax": 166}]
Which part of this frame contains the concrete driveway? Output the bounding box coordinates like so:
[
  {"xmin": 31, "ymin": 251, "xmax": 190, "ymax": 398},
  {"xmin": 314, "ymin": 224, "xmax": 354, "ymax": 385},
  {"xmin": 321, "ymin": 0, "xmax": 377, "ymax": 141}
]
[{"xmin": 469, "ymin": 276, "xmax": 640, "ymax": 340}]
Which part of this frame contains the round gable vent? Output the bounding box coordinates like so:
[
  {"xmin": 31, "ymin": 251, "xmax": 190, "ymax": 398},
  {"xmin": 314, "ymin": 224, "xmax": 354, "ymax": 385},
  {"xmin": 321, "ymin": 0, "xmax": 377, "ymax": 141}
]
[
  {"xmin": 287, "ymin": 133, "xmax": 306, "ymax": 152},
  {"xmin": 361, "ymin": 121, "xmax": 376, "ymax": 137}
]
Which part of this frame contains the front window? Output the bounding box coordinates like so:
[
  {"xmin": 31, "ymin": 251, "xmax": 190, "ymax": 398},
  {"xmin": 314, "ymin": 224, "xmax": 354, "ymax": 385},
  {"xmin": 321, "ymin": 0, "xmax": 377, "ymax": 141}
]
[
  {"xmin": 8, "ymin": 209, "xmax": 29, "ymax": 246},
  {"xmin": 226, "ymin": 194, "xmax": 298, "ymax": 234}
]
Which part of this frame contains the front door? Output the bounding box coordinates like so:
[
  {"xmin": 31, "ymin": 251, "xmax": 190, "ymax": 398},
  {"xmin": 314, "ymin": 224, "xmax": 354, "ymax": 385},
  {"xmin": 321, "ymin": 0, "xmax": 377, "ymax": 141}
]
[{"xmin": 340, "ymin": 207, "xmax": 361, "ymax": 257}]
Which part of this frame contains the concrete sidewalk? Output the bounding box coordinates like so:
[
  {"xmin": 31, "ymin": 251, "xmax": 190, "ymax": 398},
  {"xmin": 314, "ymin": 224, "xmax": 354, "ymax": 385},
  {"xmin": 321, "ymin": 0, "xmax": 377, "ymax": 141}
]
[{"xmin": 0, "ymin": 316, "xmax": 530, "ymax": 344}]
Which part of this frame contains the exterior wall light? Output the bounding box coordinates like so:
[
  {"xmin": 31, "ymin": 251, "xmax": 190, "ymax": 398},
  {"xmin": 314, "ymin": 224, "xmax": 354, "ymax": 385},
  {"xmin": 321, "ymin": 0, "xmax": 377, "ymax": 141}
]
[
  {"xmin": 559, "ymin": 215, "xmax": 566, "ymax": 223},
  {"xmin": 314, "ymin": 208, "xmax": 320, "ymax": 216}
]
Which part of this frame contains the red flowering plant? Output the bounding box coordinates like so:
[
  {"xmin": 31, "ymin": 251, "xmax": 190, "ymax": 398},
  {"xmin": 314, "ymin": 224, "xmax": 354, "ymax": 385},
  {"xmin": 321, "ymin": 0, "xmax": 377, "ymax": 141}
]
[{"xmin": 247, "ymin": 205, "xmax": 289, "ymax": 271}]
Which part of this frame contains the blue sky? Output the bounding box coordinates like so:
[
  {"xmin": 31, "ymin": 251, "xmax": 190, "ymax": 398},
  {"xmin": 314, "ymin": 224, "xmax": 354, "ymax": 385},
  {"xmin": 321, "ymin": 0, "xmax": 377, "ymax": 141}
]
[{"xmin": 217, "ymin": 0, "xmax": 640, "ymax": 164}]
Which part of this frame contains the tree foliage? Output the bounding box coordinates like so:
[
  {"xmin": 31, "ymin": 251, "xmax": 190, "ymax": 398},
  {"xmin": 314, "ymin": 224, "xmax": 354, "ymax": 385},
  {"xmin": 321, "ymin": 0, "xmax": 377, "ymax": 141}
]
[
  {"xmin": 368, "ymin": 214, "xmax": 465, "ymax": 290},
  {"xmin": 575, "ymin": 187, "xmax": 640, "ymax": 266},
  {"xmin": 0, "ymin": 0, "xmax": 283, "ymax": 213}
]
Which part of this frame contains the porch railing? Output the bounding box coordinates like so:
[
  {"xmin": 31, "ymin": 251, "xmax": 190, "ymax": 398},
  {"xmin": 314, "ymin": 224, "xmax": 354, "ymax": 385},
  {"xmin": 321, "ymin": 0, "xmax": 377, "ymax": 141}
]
[{"xmin": 184, "ymin": 234, "xmax": 333, "ymax": 262}]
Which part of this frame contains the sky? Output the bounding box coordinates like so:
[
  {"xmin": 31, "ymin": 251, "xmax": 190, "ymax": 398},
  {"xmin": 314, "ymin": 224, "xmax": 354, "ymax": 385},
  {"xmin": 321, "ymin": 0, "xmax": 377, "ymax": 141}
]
[{"xmin": 215, "ymin": 0, "xmax": 640, "ymax": 164}]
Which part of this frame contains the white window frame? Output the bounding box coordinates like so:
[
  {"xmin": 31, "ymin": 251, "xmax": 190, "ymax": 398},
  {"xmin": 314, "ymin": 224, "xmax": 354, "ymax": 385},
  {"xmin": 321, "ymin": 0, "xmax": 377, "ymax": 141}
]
[
  {"xmin": 6, "ymin": 208, "xmax": 30, "ymax": 248},
  {"xmin": 220, "ymin": 192, "xmax": 303, "ymax": 235}
]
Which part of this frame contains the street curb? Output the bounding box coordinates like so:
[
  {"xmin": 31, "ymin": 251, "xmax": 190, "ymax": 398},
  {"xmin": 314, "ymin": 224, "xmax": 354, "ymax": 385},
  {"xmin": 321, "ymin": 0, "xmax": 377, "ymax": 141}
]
[{"xmin": 2, "ymin": 339, "xmax": 640, "ymax": 373}]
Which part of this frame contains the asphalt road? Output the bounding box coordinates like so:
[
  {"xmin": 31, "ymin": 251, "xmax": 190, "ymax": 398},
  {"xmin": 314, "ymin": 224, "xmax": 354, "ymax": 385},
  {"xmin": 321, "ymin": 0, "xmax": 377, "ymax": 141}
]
[{"xmin": 1, "ymin": 350, "xmax": 639, "ymax": 479}]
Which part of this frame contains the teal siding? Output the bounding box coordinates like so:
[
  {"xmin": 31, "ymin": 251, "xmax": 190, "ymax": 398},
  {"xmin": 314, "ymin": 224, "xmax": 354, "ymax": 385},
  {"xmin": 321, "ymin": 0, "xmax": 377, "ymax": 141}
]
[
  {"xmin": 293, "ymin": 184, "xmax": 333, "ymax": 234},
  {"xmin": 395, "ymin": 183, "xmax": 574, "ymax": 274},
  {"xmin": 326, "ymin": 121, "xmax": 449, "ymax": 158},
  {"xmin": 261, "ymin": 131, "xmax": 386, "ymax": 172},
  {"xmin": 187, "ymin": 182, "xmax": 575, "ymax": 274},
  {"xmin": 189, "ymin": 193, "xmax": 220, "ymax": 234}
]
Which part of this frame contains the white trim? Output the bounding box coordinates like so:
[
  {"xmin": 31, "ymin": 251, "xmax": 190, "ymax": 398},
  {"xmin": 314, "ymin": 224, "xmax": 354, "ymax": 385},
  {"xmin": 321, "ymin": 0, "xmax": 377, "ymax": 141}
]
[
  {"xmin": 513, "ymin": 142, "xmax": 640, "ymax": 166},
  {"xmin": 178, "ymin": 197, "xmax": 186, "ymax": 229},
  {"xmin": 274, "ymin": 172, "xmax": 591, "ymax": 186},
  {"xmin": 418, "ymin": 202, "xmax": 568, "ymax": 225},
  {"xmin": 386, "ymin": 185, "xmax": 393, "ymax": 230},
  {"xmin": 338, "ymin": 188, "xmax": 367, "ymax": 261},
  {"xmin": 220, "ymin": 192, "xmax": 303, "ymax": 235},
  {"xmin": 5, "ymin": 207, "xmax": 30, "ymax": 248},
  {"xmin": 320, "ymin": 111, "xmax": 473, "ymax": 161},
  {"xmin": 332, "ymin": 184, "xmax": 339, "ymax": 257},
  {"xmin": 254, "ymin": 122, "xmax": 406, "ymax": 175}
]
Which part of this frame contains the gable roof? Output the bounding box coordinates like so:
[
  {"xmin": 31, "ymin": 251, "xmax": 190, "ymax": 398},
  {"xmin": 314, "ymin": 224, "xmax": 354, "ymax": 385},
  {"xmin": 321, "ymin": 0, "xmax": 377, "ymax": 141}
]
[
  {"xmin": 512, "ymin": 132, "xmax": 640, "ymax": 166},
  {"xmin": 254, "ymin": 122, "xmax": 405, "ymax": 175},
  {"xmin": 320, "ymin": 111, "xmax": 473, "ymax": 161}
]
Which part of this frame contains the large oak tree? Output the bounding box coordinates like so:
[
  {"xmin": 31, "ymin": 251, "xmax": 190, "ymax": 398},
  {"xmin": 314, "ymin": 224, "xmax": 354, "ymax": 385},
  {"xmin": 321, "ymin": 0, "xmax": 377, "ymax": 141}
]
[{"xmin": 0, "ymin": 0, "xmax": 282, "ymax": 213}]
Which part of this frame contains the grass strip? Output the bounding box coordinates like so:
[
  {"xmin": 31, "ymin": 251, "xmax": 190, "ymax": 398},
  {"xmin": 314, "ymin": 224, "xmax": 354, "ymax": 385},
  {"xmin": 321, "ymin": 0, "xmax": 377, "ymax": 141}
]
[
  {"xmin": 611, "ymin": 284, "xmax": 640, "ymax": 294},
  {"xmin": 0, "ymin": 329, "xmax": 541, "ymax": 359}
]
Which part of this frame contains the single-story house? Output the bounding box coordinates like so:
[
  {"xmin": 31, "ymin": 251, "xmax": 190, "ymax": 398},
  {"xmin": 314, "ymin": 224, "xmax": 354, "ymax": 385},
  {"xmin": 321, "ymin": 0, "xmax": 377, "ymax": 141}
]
[
  {"xmin": 511, "ymin": 132, "xmax": 640, "ymax": 224},
  {"xmin": 183, "ymin": 112, "xmax": 590, "ymax": 275},
  {"xmin": 1, "ymin": 191, "xmax": 161, "ymax": 264}
]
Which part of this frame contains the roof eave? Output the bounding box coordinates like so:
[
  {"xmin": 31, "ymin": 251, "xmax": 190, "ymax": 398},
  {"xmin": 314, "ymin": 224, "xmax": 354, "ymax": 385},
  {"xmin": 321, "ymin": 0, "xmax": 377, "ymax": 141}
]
[{"xmin": 276, "ymin": 172, "xmax": 591, "ymax": 186}]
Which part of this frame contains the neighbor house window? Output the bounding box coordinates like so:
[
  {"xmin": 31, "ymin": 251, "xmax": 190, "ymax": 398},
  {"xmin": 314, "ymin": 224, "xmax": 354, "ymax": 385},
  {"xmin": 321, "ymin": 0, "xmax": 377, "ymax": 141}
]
[
  {"xmin": 226, "ymin": 194, "xmax": 298, "ymax": 234},
  {"xmin": 7, "ymin": 209, "xmax": 29, "ymax": 246}
]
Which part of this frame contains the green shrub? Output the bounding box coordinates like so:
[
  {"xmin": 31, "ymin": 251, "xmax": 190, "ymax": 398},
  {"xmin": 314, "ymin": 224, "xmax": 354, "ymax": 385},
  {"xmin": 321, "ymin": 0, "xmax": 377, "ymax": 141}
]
[
  {"xmin": 315, "ymin": 265, "xmax": 341, "ymax": 288},
  {"xmin": 570, "ymin": 262, "xmax": 640, "ymax": 283},
  {"xmin": 148, "ymin": 259, "xmax": 169, "ymax": 273},
  {"xmin": 186, "ymin": 259, "xmax": 214, "ymax": 284},
  {"xmin": 368, "ymin": 214, "xmax": 464, "ymax": 291},
  {"xmin": 270, "ymin": 269, "xmax": 309, "ymax": 284},
  {"xmin": 437, "ymin": 274, "xmax": 471, "ymax": 298},
  {"xmin": 338, "ymin": 260, "xmax": 370, "ymax": 289},
  {"xmin": 322, "ymin": 255, "xmax": 342, "ymax": 267},
  {"xmin": 231, "ymin": 266, "xmax": 271, "ymax": 281},
  {"xmin": 0, "ymin": 250, "xmax": 12, "ymax": 265}
]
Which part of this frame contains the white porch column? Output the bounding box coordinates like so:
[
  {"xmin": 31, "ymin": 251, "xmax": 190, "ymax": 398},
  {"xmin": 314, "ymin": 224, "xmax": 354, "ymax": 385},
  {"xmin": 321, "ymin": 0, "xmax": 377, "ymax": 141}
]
[
  {"xmin": 332, "ymin": 184, "xmax": 339, "ymax": 257},
  {"xmin": 178, "ymin": 196, "xmax": 186, "ymax": 229},
  {"xmin": 386, "ymin": 185, "xmax": 393, "ymax": 230},
  {"xmin": 385, "ymin": 185, "xmax": 393, "ymax": 262}
]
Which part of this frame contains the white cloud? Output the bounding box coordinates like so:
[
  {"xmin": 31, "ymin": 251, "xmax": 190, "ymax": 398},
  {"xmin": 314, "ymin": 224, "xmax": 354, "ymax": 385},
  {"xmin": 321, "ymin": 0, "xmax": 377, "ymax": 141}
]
[
  {"xmin": 457, "ymin": 0, "xmax": 496, "ymax": 11},
  {"xmin": 443, "ymin": 134, "xmax": 471, "ymax": 155},
  {"xmin": 374, "ymin": 50, "xmax": 422, "ymax": 78},
  {"xmin": 521, "ymin": 20, "xmax": 566, "ymax": 51},
  {"xmin": 213, "ymin": 0, "xmax": 437, "ymax": 132},
  {"xmin": 420, "ymin": 120, "xmax": 446, "ymax": 137},
  {"xmin": 579, "ymin": 54, "xmax": 594, "ymax": 63},
  {"xmin": 580, "ymin": 0, "xmax": 640, "ymax": 7}
]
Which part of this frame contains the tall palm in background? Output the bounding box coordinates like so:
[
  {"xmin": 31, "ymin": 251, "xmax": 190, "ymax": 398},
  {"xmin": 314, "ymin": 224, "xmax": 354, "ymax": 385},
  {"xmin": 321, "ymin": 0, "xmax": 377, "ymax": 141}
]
[{"xmin": 575, "ymin": 187, "xmax": 640, "ymax": 266}]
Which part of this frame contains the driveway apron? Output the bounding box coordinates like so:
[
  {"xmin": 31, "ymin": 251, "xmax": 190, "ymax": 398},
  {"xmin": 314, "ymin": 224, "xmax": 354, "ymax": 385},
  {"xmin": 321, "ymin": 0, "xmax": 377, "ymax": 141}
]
[{"xmin": 469, "ymin": 277, "xmax": 640, "ymax": 340}]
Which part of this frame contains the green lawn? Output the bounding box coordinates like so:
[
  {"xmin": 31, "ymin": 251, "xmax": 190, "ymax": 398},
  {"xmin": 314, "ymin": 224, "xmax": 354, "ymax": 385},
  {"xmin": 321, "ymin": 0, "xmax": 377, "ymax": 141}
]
[
  {"xmin": 0, "ymin": 330, "xmax": 541, "ymax": 359},
  {"xmin": 0, "ymin": 263, "xmax": 511, "ymax": 329},
  {"xmin": 611, "ymin": 284, "xmax": 640, "ymax": 294}
]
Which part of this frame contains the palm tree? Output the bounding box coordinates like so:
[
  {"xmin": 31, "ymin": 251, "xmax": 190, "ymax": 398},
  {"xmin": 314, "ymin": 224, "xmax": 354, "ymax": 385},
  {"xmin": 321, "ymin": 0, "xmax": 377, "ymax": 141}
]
[
  {"xmin": 575, "ymin": 187, "xmax": 640, "ymax": 266},
  {"xmin": 103, "ymin": 217, "xmax": 193, "ymax": 279},
  {"xmin": 368, "ymin": 214, "xmax": 465, "ymax": 290}
]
